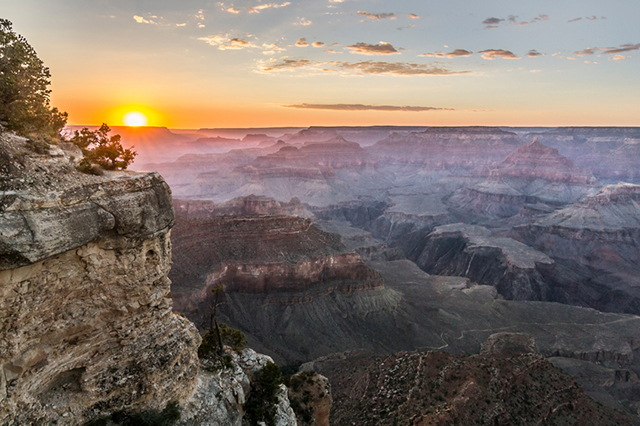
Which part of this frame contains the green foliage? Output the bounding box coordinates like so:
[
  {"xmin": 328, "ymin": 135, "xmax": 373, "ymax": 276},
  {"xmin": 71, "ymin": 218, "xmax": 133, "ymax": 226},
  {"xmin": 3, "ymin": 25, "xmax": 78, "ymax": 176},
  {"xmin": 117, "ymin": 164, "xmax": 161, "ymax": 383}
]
[
  {"xmin": 0, "ymin": 19, "xmax": 67, "ymax": 137},
  {"xmin": 72, "ymin": 124, "xmax": 137, "ymax": 171},
  {"xmin": 218, "ymin": 323, "xmax": 247, "ymax": 353},
  {"xmin": 244, "ymin": 361, "xmax": 283, "ymax": 426},
  {"xmin": 83, "ymin": 401, "xmax": 181, "ymax": 426}
]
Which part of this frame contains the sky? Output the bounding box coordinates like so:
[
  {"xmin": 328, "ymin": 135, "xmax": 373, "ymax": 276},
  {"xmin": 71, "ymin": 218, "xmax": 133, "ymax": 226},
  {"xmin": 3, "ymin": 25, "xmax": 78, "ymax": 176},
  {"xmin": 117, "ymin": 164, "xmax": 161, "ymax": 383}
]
[{"xmin": 2, "ymin": 0, "xmax": 639, "ymax": 128}]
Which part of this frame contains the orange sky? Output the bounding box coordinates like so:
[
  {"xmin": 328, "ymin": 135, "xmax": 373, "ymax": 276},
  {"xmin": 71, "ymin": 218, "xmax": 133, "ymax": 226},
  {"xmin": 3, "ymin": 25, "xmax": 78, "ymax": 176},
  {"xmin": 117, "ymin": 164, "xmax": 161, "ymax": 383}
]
[{"xmin": 4, "ymin": 0, "xmax": 639, "ymax": 128}]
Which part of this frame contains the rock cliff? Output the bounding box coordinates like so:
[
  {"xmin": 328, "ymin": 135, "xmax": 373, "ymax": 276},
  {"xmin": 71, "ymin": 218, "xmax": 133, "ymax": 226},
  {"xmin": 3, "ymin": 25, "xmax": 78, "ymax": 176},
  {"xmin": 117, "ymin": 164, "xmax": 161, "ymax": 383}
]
[{"xmin": 0, "ymin": 134, "xmax": 201, "ymax": 424}]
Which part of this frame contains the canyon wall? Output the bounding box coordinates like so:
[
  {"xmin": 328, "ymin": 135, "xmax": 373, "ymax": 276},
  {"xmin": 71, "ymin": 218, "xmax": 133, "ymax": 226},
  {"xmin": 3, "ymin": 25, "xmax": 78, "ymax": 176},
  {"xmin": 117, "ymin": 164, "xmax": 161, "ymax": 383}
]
[{"xmin": 0, "ymin": 136, "xmax": 201, "ymax": 424}]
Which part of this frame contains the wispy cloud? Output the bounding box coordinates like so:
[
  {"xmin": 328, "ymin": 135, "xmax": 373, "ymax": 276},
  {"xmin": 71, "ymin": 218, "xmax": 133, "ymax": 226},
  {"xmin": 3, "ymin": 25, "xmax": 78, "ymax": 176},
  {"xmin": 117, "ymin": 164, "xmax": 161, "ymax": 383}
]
[
  {"xmin": 259, "ymin": 58, "xmax": 470, "ymax": 76},
  {"xmin": 294, "ymin": 17, "xmax": 312, "ymax": 26},
  {"xmin": 485, "ymin": 14, "xmax": 548, "ymax": 28},
  {"xmin": 601, "ymin": 43, "xmax": 640, "ymax": 54},
  {"xmin": 526, "ymin": 49, "xmax": 544, "ymax": 57},
  {"xmin": 569, "ymin": 15, "xmax": 606, "ymax": 23},
  {"xmin": 419, "ymin": 49, "xmax": 472, "ymax": 58},
  {"xmin": 295, "ymin": 37, "xmax": 309, "ymax": 47},
  {"xmin": 312, "ymin": 41, "xmax": 325, "ymax": 47},
  {"xmin": 357, "ymin": 11, "xmax": 397, "ymax": 20},
  {"xmin": 345, "ymin": 42, "xmax": 400, "ymax": 55},
  {"xmin": 407, "ymin": 13, "xmax": 419, "ymax": 19},
  {"xmin": 478, "ymin": 49, "xmax": 520, "ymax": 60},
  {"xmin": 282, "ymin": 103, "xmax": 453, "ymax": 111},
  {"xmin": 574, "ymin": 48, "xmax": 596, "ymax": 56},
  {"xmin": 612, "ymin": 55, "xmax": 630, "ymax": 61},
  {"xmin": 199, "ymin": 34, "xmax": 258, "ymax": 50},
  {"xmin": 226, "ymin": 7, "xmax": 240, "ymax": 13},
  {"xmin": 248, "ymin": 2, "xmax": 290, "ymax": 13},
  {"xmin": 133, "ymin": 15, "xmax": 158, "ymax": 25}
]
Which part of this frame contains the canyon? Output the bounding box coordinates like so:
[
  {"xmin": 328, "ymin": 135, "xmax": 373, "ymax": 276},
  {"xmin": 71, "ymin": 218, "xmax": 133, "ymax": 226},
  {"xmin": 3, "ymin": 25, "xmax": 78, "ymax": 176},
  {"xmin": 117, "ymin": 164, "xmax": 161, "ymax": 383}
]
[{"xmin": 4, "ymin": 124, "xmax": 640, "ymax": 424}]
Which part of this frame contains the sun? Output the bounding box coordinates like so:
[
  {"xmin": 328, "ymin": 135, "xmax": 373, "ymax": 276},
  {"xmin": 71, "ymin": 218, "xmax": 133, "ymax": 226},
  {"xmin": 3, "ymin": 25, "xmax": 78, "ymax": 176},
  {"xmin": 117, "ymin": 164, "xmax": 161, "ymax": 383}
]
[{"xmin": 123, "ymin": 111, "xmax": 148, "ymax": 127}]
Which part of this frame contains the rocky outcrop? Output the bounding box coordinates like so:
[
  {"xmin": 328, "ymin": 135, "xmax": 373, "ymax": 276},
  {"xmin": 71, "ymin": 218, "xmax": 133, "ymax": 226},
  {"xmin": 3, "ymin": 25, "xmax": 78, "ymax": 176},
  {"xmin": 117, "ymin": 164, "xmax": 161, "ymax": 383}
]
[
  {"xmin": 415, "ymin": 223, "xmax": 555, "ymax": 301},
  {"xmin": 511, "ymin": 183, "xmax": 640, "ymax": 314},
  {"xmin": 178, "ymin": 348, "xmax": 297, "ymax": 426},
  {"xmin": 286, "ymin": 371, "xmax": 331, "ymax": 426},
  {"xmin": 0, "ymin": 135, "xmax": 200, "ymax": 424},
  {"xmin": 308, "ymin": 348, "xmax": 636, "ymax": 426},
  {"xmin": 447, "ymin": 139, "xmax": 599, "ymax": 223}
]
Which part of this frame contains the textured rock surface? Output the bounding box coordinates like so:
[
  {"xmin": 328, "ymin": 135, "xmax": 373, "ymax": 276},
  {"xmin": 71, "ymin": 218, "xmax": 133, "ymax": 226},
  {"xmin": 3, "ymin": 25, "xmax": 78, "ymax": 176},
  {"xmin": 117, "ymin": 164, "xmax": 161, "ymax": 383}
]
[
  {"xmin": 287, "ymin": 371, "xmax": 331, "ymax": 426},
  {"xmin": 179, "ymin": 349, "xmax": 297, "ymax": 426},
  {"xmin": 415, "ymin": 223, "xmax": 555, "ymax": 301},
  {"xmin": 0, "ymin": 134, "xmax": 201, "ymax": 424},
  {"xmin": 512, "ymin": 183, "xmax": 640, "ymax": 314},
  {"xmin": 309, "ymin": 349, "xmax": 636, "ymax": 425},
  {"xmin": 169, "ymin": 198, "xmax": 400, "ymax": 364},
  {"xmin": 447, "ymin": 139, "xmax": 599, "ymax": 223}
]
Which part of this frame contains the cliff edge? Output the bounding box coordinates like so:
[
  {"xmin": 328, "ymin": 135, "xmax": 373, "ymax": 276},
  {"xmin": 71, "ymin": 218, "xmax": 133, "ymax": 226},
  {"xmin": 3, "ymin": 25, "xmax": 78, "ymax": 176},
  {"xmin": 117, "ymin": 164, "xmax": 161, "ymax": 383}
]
[{"xmin": 0, "ymin": 134, "xmax": 201, "ymax": 424}]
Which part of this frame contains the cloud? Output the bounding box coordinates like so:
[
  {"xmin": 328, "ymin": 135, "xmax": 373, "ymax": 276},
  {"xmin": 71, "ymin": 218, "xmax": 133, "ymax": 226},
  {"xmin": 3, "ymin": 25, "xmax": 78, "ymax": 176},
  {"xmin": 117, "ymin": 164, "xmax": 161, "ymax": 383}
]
[
  {"xmin": 531, "ymin": 14, "xmax": 549, "ymax": 23},
  {"xmin": 446, "ymin": 49, "xmax": 472, "ymax": 58},
  {"xmin": 176, "ymin": 23, "xmax": 186, "ymax": 27},
  {"xmin": 325, "ymin": 49, "xmax": 342, "ymax": 53},
  {"xmin": 199, "ymin": 34, "xmax": 257, "ymax": 50},
  {"xmin": 530, "ymin": 69, "xmax": 542, "ymax": 73},
  {"xmin": 483, "ymin": 17, "xmax": 504, "ymax": 25},
  {"xmin": 198, "ymin": 23, "xmax": 206, "ymax": 28},
  {"xmin": 259, "ymin": 59, "xmax": 470, "ymax": 76},
  {"xmin": 295, "ymin": 17, "xmax": 312, "ymax": 25},
  {"xmin": 601, "ymin": 43, "xmax": 640, "ymax": 54},
  {"xmin": 574, "ymin": 48, "xmax": 596, "ymax": 56},
  {"xmin": 407, "ymin": 13, "xmax": 419, "ymax": 19},
  {"xmin": 526, "ymin": 49, "xmax": 544, "ymax": 57},
  {"xmin": 195, "ymin": 9, "xmax": 205, "ymax": 20},
  {"xmin": 248, "ymin": 2, "xmax": 290, "ymax": 13},
  {"xmin": 281, "ymin": 103, "xmax": 453, "ymax": 112},
  {"xmin": 312, "ymin": 41, "xmax": 325, "ymax": 47},
  {"xmin": 345, "ymin": 42, "xmax": 400, "ymax": 55},
  {"xmin": 133, "ymin": 15, "xmax": 157, "ymax": 25},
  {"xmin": 569, "ymin": 15, "xmax": 606, "ymax": 23},
  {"xmin": 358, "ymin": 11, "xmax": 397, "ymax": 20},
  {"xmin": 262, "ymin": 43, "xmax": 286, "ymax": 54},
  {"xmin": 226, "ymin": 7, "xmax": 240, "ymax": 13},
  {"xmin": 612, "ymin": 55, "xmax": 630, "ymax": 61},
  {"xmin": 295, "ymin": 37, "xmax": 309, "ymax": 47},
  {"xmin": 478, "ymin": 49, "xmax": 520, "ymax": 60},
  {"xmin": 486, "ymin": 14, "xmax": 548, "ymax": 28}
]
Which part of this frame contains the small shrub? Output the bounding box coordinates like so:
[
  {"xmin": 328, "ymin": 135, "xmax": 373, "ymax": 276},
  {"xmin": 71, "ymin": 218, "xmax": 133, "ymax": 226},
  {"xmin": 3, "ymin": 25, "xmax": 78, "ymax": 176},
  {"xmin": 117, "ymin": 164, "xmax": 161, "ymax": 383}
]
[{"xmin": 244, "ymin": 361, "xmax": 283, "ymax": 426}]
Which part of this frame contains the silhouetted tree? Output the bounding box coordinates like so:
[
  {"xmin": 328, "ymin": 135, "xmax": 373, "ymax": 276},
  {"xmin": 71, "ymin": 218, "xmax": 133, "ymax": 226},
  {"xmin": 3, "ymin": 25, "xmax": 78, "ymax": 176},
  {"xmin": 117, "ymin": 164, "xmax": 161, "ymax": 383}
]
[
  {"xmin": 72, "ymin": 124, "xmax": 137, "ymax": 171},
  {"xmin": 0, "ymin": 19, "xmax": 67, "ymax": 137}
]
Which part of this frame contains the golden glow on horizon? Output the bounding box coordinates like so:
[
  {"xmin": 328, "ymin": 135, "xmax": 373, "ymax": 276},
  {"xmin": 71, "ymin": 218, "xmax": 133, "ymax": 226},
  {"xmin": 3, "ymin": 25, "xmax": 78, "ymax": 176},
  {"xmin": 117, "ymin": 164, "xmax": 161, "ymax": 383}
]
[{"xmin": 123, "ymin": 111, "xmax": 148, "ymax": 127}]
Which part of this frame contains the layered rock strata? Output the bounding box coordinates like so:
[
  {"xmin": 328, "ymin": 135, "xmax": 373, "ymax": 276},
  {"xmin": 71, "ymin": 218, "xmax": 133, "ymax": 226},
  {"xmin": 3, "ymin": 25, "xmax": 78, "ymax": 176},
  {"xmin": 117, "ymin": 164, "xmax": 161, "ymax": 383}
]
[
  {"xmin": 512, "ymin": 183, "xmax": 640, "ymax": 314},
  {"xmin": 169, "ymin": 199, "xmax": 398, "ymax": 363},
  {"xmin": 415, "ymin": 223, "xmax": 555, "ymax": 301},
  {"xmin": 0, "ymin": 135, "xmax": 200, "ymax": 424}
]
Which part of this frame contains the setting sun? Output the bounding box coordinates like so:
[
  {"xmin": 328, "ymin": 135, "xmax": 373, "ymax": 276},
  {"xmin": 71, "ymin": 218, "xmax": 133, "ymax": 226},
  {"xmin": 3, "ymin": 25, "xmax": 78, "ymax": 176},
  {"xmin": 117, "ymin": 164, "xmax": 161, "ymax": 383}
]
[{"xmin": 123, "ymin": 111, "xmax": 148, "ymax": 127}]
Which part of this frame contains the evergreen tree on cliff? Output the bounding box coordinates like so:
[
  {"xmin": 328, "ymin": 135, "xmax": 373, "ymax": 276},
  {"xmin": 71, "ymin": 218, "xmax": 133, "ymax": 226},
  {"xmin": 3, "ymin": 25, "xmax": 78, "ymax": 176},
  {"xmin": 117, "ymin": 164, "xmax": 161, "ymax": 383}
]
[{"xmin": 0, "ymin": 19, "xmax": 67, "ymax": 137}]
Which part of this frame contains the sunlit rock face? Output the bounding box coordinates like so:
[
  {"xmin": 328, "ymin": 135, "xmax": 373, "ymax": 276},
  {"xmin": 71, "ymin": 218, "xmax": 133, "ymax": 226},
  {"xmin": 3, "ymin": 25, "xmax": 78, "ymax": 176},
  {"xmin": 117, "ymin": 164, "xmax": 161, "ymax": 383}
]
[
  {"xmin": 511, "ymin": 183, "xmax": 640, "ymax": 314},
  {"xmin": 0, "ymin": 135, "xmax": 200, "ymax": 425}
]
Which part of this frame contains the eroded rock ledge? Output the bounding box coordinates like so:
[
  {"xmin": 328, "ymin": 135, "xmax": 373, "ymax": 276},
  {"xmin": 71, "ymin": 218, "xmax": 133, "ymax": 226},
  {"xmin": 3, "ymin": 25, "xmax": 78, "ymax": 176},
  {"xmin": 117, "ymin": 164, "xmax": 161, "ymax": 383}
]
[{"xmin": 0, "ymin": 135, "xmax": 200, "ymax": 424}]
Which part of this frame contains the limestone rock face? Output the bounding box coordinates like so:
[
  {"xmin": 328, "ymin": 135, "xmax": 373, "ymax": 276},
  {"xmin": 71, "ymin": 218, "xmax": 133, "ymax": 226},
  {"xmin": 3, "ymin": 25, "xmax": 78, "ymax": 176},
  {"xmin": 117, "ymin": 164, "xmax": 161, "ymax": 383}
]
[
  {"xmin": 0, "ymin": 135, "xmax": 200, "ymax": 425},
  {"xmin": 178, "ymin": 349, "xmax": 298, "ymax": 426}
]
